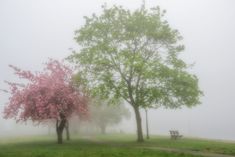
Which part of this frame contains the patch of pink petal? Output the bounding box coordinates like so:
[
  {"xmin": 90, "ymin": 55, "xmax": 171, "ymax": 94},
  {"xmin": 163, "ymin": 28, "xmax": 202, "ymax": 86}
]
[{"xmin": 4, "ymin": 59, "xmax": 88, "ymax": 123}]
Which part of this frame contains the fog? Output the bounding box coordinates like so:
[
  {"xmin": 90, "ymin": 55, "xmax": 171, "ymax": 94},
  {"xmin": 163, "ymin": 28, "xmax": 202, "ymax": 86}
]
[{"xmin": 0, "ymin": 0, "xmax": 235, "ymax": 141}]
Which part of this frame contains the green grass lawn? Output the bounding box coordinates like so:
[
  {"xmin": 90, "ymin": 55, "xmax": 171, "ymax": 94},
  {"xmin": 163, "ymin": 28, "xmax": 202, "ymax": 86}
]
[
  {"xmin": 93, "ymin": 134, "xmax": 235, "ymax": 155},
  {"xmin": 0, "ymin": 134, "xmax": 234, "ymax": 157}
]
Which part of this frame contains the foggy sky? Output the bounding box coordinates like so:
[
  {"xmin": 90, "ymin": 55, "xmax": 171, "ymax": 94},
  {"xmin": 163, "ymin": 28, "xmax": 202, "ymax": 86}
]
[{"xmin": 0, "ymin": 0, "xmax": 235, "ymax": 140}]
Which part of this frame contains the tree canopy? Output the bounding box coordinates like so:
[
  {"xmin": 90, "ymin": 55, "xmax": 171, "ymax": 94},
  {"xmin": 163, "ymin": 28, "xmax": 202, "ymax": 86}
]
[
  {"xmin": 69, "ymin": 5, "xmax": 203, "ymax": 142},
  {"xmin": 4, "ymin": 59, "xmax": 88, "ymax": 144},
  {"xmin": 89, "ymin": 99, "xmax": 130, "ymax": 134}
]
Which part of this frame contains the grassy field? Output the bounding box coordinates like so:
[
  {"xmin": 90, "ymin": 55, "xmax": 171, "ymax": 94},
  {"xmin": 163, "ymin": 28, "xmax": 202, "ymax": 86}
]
[
  {"xmin": 95, "ymin": 134, "xmax": 235, "ymax": 155},
  {"xmin": 0, "ymin": 134, "xmax": 234, "ymax": 157}
]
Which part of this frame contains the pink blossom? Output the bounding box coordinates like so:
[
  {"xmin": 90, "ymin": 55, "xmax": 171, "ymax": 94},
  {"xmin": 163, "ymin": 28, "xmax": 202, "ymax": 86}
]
[{"xmin": 3, "ymin": 59, "xmax": 88, "ymax": 123}]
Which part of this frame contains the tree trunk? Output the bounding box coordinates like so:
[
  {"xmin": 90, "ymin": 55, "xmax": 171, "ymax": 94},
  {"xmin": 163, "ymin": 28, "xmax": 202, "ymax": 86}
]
[
  {"xmin": 145, "ymin": 109, "xmax": 150, "ymax": 139},
  {"xmin": 100, "ymin": 125, "xmax": 106, "ymax": 134},
  {"xmin": 57, "ymin": 128, "xmax": 63, "ymax": 144},
  {"xmin": 133, "ymin": 106, "xmax": 144, "ymax": 142},
  {"xmin": 65, "ymin": 120, "xmax": 70, "ymax": 141},
  {"xmin": 56, "ymin": 114, "xmax": 67, "ymax": 144}
]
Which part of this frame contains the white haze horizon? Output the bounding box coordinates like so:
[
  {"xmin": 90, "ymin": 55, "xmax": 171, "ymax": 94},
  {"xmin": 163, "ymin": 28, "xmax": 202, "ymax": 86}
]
[{"xmin": 0, "ymin": 0, "xmax": 235, "ymax": 141}]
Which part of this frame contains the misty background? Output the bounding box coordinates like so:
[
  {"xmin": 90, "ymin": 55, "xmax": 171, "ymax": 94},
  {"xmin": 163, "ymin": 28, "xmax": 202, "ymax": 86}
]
[{"xmin": 0, "ymin": 0, "xmax": 235, "ymax": 140}]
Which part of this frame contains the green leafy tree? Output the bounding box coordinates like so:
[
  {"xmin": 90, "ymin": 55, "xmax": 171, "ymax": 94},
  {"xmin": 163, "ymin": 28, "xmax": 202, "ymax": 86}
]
[
  {"xmin": 89, "ymin": 99, "xmax": 130, "ymax": 134},
  {"xmin": 69, "ymin": 5, "xmax": 203, "ymax": 142}
]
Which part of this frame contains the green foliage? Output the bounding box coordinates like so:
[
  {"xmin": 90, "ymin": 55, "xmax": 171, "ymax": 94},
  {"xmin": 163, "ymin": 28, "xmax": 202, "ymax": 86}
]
[
  {"xmin": 69, "ymin": 5, "xmax": 202, "ymax": 109},
  {"xmin": 89, "ymin": 99, "xmax": 131, "ymax": 129}
]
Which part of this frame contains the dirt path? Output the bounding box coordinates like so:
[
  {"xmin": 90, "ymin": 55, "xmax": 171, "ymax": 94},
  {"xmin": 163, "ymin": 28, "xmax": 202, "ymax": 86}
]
[{"xmin": 141, "ymin": 146, "xmax": 235, "ymax": 157}]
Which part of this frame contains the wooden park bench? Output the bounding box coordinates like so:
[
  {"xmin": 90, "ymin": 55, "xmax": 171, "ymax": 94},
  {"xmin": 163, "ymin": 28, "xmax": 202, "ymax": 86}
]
[{"xmin": 169, "ymin": 130, "xmax": 183, "ymax": 140}]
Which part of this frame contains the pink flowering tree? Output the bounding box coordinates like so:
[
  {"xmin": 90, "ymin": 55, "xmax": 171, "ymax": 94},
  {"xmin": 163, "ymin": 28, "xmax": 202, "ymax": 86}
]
[{"xmin": 3, "ymin": 59, "xmax": 88, "ymax": 144}]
